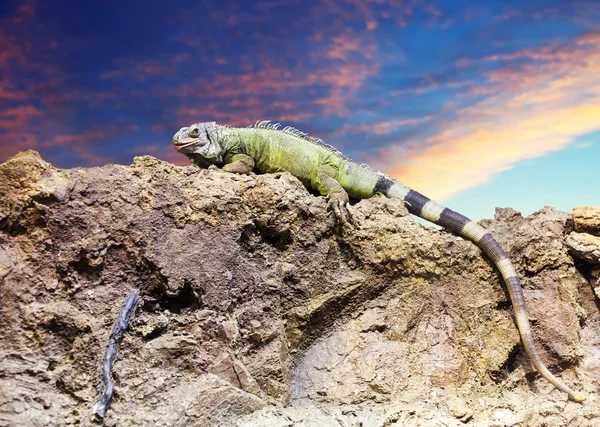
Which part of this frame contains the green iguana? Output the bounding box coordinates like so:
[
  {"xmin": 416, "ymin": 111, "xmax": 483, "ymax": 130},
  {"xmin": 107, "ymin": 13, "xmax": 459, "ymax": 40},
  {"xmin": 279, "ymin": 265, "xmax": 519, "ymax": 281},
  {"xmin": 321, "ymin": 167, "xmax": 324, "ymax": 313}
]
[{"xmin": 172, "ymin": 120, "xmax": 586, "ymax": 402}]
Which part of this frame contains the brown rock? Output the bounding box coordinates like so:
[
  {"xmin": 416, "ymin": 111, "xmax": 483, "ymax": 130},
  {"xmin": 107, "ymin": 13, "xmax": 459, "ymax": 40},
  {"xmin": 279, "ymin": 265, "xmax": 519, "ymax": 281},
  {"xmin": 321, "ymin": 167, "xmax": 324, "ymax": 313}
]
[
  {"xmin": 566, "ymin": 232, "xmax": 600, "ymax": 264},
  {"xmin": 445, "ymin": 396, "xmax": 473, "ymax": 423},
  {"xmin": 573, "ymin": 206, "xmax": 600, "ymax": 236},
  {"xmin": 0, "ymin": 151, "xmax": 597, "ymax": 426}
]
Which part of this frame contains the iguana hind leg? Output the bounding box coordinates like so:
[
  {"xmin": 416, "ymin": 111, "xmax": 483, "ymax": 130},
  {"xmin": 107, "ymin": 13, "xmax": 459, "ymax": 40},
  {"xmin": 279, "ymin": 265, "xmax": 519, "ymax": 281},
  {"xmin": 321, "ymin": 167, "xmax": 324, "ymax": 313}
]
[{"xmin": 311, "ymin": 165, "xmax": 354, "ymax": 227}]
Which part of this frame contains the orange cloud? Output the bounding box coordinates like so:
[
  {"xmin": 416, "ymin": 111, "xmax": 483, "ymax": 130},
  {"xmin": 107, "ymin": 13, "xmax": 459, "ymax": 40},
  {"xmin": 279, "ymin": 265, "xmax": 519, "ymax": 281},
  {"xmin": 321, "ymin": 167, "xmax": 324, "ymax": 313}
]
[
  {"xmin": 324, "ymin": 33, "xmax": 375, "ymax": 60},
  {"xmin": 173, "ymin": 31, "xmax": 379, "ymax": 123},
  {"xmin": 0, "ymin": 79, "xmax": 27, "ymax": 100},
  {"xmin": 69, "ymin": 145, "xmax": 116, "ymax": 166},
  {"xmin": 100, "ymin": 54, "xmax": 189, "ymax": 82},
  {"xmin": 0, "ymin": 133, "xmax": 37, "ymax": 161},
  {"xmin": 46, "ymin": 131, "xmax": 107, "ymax": 148},
  {"xmin": 176, "ymin": 106, "xmax": 257, "ymax": 128},
  {"xmin": 0, "ymin": 28, "xmax": 30, "ymax": 69},
  {"xmin": 341, "ymin": 117, "xmax": 433, "ymax": 136},
  {"xmin": 384, "ymin": 32, "xmax": 600, "ymax": 201},
  {"xmin": 0, "ymin": 105, "xmax": 42, "ymax": 128}
]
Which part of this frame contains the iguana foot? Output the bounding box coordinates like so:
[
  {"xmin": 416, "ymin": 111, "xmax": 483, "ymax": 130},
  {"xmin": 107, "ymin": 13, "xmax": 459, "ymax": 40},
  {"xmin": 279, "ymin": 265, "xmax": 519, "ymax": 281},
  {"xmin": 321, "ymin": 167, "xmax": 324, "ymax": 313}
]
[{"xmin": 327, "ymin": 191, "xmax": 354, "ymax": 228}]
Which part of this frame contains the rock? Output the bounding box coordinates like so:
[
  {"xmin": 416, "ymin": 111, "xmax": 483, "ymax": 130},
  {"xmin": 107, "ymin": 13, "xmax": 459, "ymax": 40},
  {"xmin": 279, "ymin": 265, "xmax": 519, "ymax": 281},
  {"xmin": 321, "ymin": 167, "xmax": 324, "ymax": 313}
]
[
  {"xmin": 445, "ymin": 396, "xmax": 473, "ymax": 423},
  {"xmin": 139, "ymin": 314, "xmax": 169, "ymax": 339},
  {"xmin": 590, "ymin": 269, "xmax": 600, "ymax": 300},
  {"xmin": 208, "ymin": 353, "xmax": 263, "ymax": 396},
  {"xmin": 566, "ymin": 232, "xmax": 600, "ymax": 264},
  {"xmin": 0, "ymin": 151, "xmax": 597, "ymax": 426},
  {"xmin": 573, "ymin": 206, "xmax": 600, "ymax": 236}
]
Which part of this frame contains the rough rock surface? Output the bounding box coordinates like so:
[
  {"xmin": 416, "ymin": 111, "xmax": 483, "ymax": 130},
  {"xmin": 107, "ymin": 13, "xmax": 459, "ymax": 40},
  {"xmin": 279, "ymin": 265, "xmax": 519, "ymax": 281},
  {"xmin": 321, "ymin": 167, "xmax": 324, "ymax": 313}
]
[
  {"xmin": 566, "ymin": 232, "xmax": 600, "ymax": 264},
  {"xmin": 573, "ymin": 206, "xmax": 600, "ymax": 236},
  {"xmin": 0, "ymin": 151, "xmax": 598, "ymax": 427}
]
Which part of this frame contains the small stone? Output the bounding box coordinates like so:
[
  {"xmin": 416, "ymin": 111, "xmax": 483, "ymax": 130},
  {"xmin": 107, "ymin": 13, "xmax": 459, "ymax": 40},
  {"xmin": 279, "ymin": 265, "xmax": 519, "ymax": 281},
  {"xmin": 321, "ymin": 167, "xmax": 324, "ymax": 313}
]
[
  {"xmin": 565, "ymin": 232, "xmax": 600, "ymax": 264},
  {"xmin": 195, "ymin": 309, "xmax": 215, "ymax": 320},
  {"xmin": 219, "ymin": 320, "xmax": 239, "ymax": 342},
  {"xmin": 140, "ymin": 314, "xmax": 169, "ymax": 339},
  {"xmin": 446, "ymin": 396, "xmax": 473, "ymax": 423},
  {"xmin": 12, "ymin": 399, "xmax": 27, "ymax": 414}
]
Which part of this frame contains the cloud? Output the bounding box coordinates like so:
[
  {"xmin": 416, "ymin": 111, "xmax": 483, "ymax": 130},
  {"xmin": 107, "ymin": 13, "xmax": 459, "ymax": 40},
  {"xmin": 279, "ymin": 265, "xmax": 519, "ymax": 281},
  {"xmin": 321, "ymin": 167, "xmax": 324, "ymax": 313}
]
[
  {"xmin": 99, "ymin": 54, "xmax": 190, "ymax": 82},
  {"xmin": 0, "ymin": 27, "xmax": 31, "ymax": 70},
  {"xmin": 340, "ymin": 117, "xmax": 433, "ymax": 136},
  {"xmin": 0, "ymin": 105, "xmax": 42, "ymax": 128},
  {"xmin": 0, "ymin": 79, "xmax": 28, "ymax": 100},
  {"xmin": 12, "ymin": 0, "xmax": 36, "ymax": 23},
  {"xmin": 172, "ymin": 30, "xmax": 380, "ymax": 125},
  {"xmin": 45, "ymin": 131, "xmax": 107, "ymax": 148},
  {"xmin": 69, "ymin": 144, "xmax": 116, "ymax": 166},
  {"xmin": 382, "ymin": 32, "xmax": 600, "ymax": 201},
  {"xmin": 0, "ymin": 133, "xmax": 38, "ymax": 161},
  {"xmin": 317, "ymin": 0, "xmax": 444, "ymax": 30}
]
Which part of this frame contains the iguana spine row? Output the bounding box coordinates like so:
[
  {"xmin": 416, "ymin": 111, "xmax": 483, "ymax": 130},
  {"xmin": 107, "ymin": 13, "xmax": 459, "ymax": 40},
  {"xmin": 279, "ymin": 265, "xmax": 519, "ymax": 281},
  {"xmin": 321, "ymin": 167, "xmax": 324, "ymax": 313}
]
[{"xmin": 250, "ymin": 120, "xmax": 377, "ymax": 171}]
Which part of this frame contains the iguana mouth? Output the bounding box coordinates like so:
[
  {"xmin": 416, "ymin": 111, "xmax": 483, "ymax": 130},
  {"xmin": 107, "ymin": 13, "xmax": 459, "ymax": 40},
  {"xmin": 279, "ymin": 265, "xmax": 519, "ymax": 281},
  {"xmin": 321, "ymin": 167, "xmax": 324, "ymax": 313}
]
[{"xmin": 173, "ymin": 139, "xmax": 204, "ymax": 151}]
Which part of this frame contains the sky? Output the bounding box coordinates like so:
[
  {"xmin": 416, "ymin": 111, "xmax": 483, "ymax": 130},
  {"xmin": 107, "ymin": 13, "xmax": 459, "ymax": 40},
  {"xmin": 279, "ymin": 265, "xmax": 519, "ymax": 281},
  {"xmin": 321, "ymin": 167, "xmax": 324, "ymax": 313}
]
[{"xmin": 1, "ymin": 0, "xmax": 599, "ymax": 220}]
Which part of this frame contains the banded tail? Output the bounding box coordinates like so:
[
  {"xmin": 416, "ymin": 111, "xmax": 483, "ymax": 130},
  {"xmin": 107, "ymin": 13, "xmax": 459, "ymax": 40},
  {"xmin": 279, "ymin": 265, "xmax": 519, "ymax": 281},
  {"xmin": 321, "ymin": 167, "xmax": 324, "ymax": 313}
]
[{"xmin": 375, "ymin": 175, "xmax": 586, "ymax": 402}]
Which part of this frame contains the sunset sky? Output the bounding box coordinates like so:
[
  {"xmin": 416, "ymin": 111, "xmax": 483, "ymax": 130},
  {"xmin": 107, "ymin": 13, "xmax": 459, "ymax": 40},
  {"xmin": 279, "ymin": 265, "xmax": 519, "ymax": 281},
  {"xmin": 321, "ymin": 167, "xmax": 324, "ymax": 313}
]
[{"xmin": 1, "ymin": 0, "xmax": 599, "ymax": 220}]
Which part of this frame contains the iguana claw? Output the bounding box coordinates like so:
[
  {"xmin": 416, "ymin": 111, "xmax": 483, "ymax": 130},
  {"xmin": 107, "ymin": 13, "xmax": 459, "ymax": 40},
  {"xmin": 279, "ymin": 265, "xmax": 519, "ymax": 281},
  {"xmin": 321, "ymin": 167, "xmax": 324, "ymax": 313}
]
[{"xmin": 327, "ymin": 191, "xmax": 354, "ymax": 228}]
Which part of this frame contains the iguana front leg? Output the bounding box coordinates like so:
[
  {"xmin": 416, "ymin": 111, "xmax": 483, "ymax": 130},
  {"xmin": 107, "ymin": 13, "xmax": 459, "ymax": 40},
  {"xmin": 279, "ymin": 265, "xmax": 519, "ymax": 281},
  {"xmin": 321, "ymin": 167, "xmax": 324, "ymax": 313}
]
[
  {"xmin": 222, "ymin": 154, "xmax": 255, "ymax": 174},
  {"xmin": 311, "ymin": 165, "xmax": 353, "ymax": 227}
]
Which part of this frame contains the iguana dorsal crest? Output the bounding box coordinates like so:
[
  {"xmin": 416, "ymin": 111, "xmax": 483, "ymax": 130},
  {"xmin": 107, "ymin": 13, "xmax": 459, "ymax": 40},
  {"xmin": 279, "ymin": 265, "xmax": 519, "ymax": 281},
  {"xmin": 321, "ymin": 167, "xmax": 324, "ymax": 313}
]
[{"xmin": 249, "ymin": 120, "xmax": 350, "ymax": 160}]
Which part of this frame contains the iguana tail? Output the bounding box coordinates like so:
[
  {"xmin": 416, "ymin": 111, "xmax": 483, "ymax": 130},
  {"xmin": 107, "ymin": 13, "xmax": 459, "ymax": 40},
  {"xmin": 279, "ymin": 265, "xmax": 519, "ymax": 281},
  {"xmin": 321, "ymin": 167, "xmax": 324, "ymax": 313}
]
[{"xmin": 376, "ymin": 175, "xmax": 586, "ymax": 402}]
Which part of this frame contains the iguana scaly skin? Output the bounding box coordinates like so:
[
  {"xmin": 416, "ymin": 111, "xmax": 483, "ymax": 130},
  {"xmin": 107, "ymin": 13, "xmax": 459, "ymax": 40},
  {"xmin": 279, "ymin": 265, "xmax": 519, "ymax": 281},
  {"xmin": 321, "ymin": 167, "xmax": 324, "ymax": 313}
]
[{"xmin": 172, "ymin": 120, "xmax": 586, "ymax": 402}]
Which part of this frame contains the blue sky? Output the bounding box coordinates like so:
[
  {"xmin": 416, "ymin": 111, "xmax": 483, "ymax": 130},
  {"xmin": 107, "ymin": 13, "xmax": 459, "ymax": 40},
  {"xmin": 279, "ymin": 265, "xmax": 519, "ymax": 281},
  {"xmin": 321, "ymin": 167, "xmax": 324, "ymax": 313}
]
[
  {"xmin": 1, "ymin": 0, "xmax": 599, "ymax": 219},
  {"xmin": 448, "ymin": 130, "xmax": 600, "ymax": 219}
]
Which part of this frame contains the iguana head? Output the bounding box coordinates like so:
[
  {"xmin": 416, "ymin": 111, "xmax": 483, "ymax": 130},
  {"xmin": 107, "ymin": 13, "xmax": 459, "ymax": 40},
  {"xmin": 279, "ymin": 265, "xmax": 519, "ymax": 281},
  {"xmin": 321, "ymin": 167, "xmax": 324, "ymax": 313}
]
[{"xmin": 173, "ymin": 122, "xmax": 223, "ymax": 167}]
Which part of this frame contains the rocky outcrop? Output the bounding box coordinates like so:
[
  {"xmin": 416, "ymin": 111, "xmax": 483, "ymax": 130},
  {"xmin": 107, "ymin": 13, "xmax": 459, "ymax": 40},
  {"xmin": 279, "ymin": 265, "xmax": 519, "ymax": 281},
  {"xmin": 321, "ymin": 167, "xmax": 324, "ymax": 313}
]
[
  {"xmin": 567, "ymin": 206, "xmax": 600, "ymax": 266},
  {"xmin": 566, "ymin": 232, "xmax": 600, "ymax": 264},
  {"xmin": 0, "ymin": 151, "xmax": 598, "ymax": 426},
  {"xmin": 573, "ymin": 206, "xmax": 600, "ymax": 236}
]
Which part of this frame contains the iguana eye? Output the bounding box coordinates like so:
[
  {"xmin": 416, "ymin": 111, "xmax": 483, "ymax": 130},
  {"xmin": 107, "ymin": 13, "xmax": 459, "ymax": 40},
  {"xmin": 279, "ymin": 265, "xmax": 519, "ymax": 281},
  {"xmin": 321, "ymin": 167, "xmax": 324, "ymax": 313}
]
[{"xmin": 189, "ymin": 127, "xmax": 200, "ymax": 138}]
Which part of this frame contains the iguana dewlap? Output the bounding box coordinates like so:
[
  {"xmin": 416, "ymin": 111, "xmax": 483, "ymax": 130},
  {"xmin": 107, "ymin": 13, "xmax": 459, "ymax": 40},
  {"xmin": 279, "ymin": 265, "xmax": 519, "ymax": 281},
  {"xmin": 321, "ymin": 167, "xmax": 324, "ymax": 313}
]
[{"xmin": 172, "ymin": 120, "xmax": 586, "ymax": 402}]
